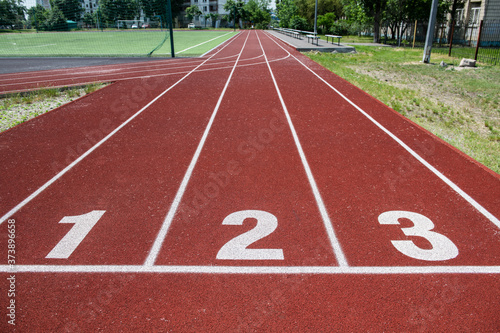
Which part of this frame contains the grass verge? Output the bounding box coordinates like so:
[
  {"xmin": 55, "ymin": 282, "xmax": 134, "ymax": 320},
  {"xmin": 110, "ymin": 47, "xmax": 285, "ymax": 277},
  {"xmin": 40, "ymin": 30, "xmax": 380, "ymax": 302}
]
[
  {"xmin": 305, "ymin": 46, "xmax": 500, "ymax": 174},
  {"xmin": 0, "ymin": 83, "xmax": 106, "ymax": 133}
]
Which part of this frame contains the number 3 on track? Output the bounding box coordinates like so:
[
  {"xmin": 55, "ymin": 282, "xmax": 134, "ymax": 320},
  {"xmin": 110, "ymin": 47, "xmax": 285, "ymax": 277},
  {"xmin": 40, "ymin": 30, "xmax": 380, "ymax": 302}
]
[
  {"xmin": 378, "ymin": 211, "xmax": 458, "ymax": 261},
  {"xmin": 217, "ymin": 210, "xmax": 284, "ymax": 260}
]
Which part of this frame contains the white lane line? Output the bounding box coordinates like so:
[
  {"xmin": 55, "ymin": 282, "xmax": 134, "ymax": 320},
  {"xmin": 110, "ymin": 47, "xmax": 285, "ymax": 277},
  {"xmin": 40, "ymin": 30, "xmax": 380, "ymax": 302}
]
[
  {"xmin": 177, "ymin": 31, "xmax": 235, "ymax": 54},
  {"xmin": 255, "ymin": 31, "xmax": 349, "ymax": 267},
  {"xmin": 143, "ymin": 31, "xmax": 252, "ymax": 267},
  {"xmin": 201, "ymin": 33, "xmax": 239, "ymax": 57},
  {"xmin": 0, "ymin": 53, "xmax": 238, "ymax": 81},
  {"xmin": 0, "ymin": 54, "xmax": 263, "ymax": 89},
  {"xmin": 264, "ymin": 32, "xmax": 500, "ymax": 230},
  {"xmin": 0, "ymin": 54, "xmax": 290, "ymax": 95},
  {"xmin": 0, "ymin": 59, "xmax": 205, "ymax": 83},
  {"xmin": 2, "ymin": 265, "xmax": 499, "ymax": 274},
  {"xmin": 0, "ymin": 33, "xmax": 243, "ymax": 225}
]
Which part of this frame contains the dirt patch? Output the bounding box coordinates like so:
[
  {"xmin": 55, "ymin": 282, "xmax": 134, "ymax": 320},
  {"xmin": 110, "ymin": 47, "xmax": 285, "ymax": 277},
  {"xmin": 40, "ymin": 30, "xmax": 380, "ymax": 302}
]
[{"xmin": 347, "ymin": 65, "xmax": 493, "ymax": 136}]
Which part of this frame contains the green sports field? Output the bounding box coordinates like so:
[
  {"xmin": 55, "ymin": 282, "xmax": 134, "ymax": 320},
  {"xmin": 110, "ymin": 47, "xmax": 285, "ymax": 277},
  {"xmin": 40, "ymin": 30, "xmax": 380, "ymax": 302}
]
[{"xmin": 0, "ymin": 30, "xmax": 237, "ymax": 57}]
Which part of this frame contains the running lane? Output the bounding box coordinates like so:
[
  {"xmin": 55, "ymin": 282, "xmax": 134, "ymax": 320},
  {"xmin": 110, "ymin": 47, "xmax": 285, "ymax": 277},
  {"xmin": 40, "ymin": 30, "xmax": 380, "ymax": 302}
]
[{"xmin": 153, "ymin": 30, "xmax": 340, "ymax": 268}]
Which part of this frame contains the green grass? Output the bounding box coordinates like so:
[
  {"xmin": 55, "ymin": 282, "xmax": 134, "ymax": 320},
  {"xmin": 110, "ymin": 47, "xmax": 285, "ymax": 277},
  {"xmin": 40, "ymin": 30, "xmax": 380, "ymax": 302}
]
[
  {"xmin": 0, "ymin": 30, "xmax": 238, "ymax": 57},
  {"xmin": 318, "ymin": 34, "xmax": 374, "ymax": 44},
  {"xmin": 1, "ymin": 84, "xmax": 107, "ymax": 132},
  {"xmin": 305, "ymin": 46, "xmax": 500, "ymax": 174}
]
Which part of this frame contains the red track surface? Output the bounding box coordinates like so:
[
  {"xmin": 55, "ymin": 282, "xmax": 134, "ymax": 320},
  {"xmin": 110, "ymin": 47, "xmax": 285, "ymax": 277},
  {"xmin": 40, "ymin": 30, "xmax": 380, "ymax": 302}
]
[{"xmin": 1, "ymin": 31, "xmax": 499, "ymax": 331}]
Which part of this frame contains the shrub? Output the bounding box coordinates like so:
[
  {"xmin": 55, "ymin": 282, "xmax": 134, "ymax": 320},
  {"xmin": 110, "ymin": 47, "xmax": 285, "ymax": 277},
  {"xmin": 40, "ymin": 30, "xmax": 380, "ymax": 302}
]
[{"xmin": 290, "ymin": 15, "xmax": 309, "ymax": 31}]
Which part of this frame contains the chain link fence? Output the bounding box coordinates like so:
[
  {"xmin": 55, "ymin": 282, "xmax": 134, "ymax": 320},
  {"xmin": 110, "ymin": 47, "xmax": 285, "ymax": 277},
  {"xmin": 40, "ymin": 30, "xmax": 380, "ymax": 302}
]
[{"xmin": 381, "ymin": 19, "xmax": 500, "ymax": 65}]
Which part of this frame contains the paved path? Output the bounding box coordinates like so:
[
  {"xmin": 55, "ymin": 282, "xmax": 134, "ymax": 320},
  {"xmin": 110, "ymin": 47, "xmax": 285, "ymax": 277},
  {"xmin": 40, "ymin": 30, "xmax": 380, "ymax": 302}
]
[{"xmin": 267, "ymin": 30, "xmax": 356, "ymax": 53}]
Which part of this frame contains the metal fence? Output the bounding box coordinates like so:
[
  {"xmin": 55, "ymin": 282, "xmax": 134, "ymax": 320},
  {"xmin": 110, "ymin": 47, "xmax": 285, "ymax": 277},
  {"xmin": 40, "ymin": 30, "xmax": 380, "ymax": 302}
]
[{"xmin": 382, "ymin": 19, "xmax": 500, "ymax": 65}]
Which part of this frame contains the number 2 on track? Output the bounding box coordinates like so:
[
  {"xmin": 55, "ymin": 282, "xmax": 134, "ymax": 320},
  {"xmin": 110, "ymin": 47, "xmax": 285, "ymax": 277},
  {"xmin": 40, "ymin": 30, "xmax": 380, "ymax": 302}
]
[
  {"xmin": 217, "ymin": 210, "xmax": 284, "ymax": 260},
  {"xmin": 379, "ymin": 211, "xmax": 459, "ymax": 261},
  {"xmin": 46, "ymin": 210, "xmax": 105, "ymax": 259}
]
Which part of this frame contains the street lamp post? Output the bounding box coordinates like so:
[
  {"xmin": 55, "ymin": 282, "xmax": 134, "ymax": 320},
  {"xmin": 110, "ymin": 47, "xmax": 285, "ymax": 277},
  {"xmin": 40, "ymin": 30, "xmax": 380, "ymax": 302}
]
[{"xmin": 314, "ymin": 0, "xmax": 318, "ymax": 35}]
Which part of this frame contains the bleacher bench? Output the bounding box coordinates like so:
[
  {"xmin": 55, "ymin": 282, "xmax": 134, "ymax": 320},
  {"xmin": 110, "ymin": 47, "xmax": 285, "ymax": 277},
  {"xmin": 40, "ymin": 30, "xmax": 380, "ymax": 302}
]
[
  {"xmin": 307, "ymin": 35, "xmax": 320, "ymax": 46},
  {"xmin": 325, "ymin": 34, "xmax": 342, "ymax": 46},
  {"xmin": 274, "ymin": 27, "xmax": 302, "ymax": 40}
]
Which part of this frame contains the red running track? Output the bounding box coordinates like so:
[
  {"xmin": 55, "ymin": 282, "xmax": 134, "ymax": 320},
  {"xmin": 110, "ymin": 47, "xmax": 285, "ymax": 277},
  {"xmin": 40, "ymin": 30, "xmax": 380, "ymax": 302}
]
[{"xmin": 1, "ymin": 30, "xmax": 499, "ymax": 331}]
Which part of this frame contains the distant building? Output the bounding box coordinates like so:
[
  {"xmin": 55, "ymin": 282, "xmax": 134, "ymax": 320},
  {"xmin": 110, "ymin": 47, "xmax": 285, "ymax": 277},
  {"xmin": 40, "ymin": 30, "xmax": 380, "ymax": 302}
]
[
  {"xmin": 453, "ymin": 0, "xmax": 500, "ymax": 25},
  {"xmin": 36, "ymin": 0, "xmax": 51, "ymax": 10},
  {"xmin": 82, "ymin": 0, "xmax": 99, "ymax": 14},
  {"xmin": 449, "ymin": 0, "xmax": 500, "ymax": 46},
  {"xmin": 179, "ymin": 0, "xmax": 250, "ymax": 28}
]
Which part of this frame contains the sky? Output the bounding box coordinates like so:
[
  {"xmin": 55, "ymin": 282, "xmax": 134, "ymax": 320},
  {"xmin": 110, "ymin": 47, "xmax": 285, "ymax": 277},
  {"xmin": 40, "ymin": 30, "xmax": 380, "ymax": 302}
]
[{"xmin": 24, "ymin": 0, "xmax": 36, "ymax": 8}]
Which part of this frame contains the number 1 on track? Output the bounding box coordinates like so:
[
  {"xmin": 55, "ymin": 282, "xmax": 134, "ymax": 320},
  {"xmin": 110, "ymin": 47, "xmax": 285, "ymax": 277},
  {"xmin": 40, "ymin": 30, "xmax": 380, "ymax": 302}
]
[{"xmin": 46, "ymin": 210, "xmax": 105, "ymax": 259}]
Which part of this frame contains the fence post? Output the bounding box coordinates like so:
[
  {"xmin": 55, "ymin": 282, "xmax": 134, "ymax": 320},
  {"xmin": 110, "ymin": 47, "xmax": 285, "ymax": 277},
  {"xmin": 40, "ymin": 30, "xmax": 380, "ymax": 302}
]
[
  {"xmin": 412, "ymin": 20, "xmax": 417, "ymax": 48},
  {"xmin": 167, "ymin": 0, "xmax": 175, "ymax": 58},
  {"xmin": 448, "ymin": 20, "xmax": 455, "ymax": 57},
  {"xmin": 474, "ymin": 20, "xmax": 484, "ymax": 61}
]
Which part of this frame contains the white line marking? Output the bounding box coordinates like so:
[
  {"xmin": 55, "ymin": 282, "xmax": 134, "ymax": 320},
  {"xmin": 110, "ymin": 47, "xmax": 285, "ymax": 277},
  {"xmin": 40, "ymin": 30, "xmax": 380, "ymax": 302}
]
[
  {"xmin": 0, "ymin": 53, "xmax": 263, "ymax": 89},
  {"xmin": 177, "ymin": 31, "xmax": 235, "ymax": 54},
  {"xmin": 143, "ymin": 31, "xmax": 252, "ymax": 266},
  {"xmin": 201, "ymin": 32, "xmax": 240, "ymax": 57},
  {"xmin": 256, "ymin": 31, "xmax": 348, "ymax": 267},
  {"xmin": 0, "ymin": 33, "xmax": 243, "ymax": 225},
  {"xmin": 0, "ymin": 54, "xmax": 290, "ymax": 95},
  {"xmin": 264, "ymin": 32, "xmax": 500, "ymax": 230},
  {"xmin": 0, "ymin": 54, "xmax": 236, "ymax": 81},
  {"xmin": 2, "ymin": 265, "xmax": 499, "ymax": 274}
]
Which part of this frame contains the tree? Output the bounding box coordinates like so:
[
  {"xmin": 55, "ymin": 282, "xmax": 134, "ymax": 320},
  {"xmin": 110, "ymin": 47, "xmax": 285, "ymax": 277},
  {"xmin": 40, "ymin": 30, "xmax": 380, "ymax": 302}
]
[
  {"xmin": 295, "ymin": 0, "xmax": 342, "ymax": 28},
  {"xmin": 52, "ymin": 0, "xmax": 83, "ymax": 22},
  {"xmin": 317, "ymin": 12, "xmax": 335, "ymax": 33},
  {"xmin": 383, "ymin": 0, "xmax": 452, "ymax": 43},
  {"xmin": 289, "ymin": 15, "xmax": 309, "ymax": 30},
  {"xmin": 342, "ymin": 0, "xmax": 370, "ymax": 26},
  {"xmin": 276, "ymin": 0, "xmax": 297, "ymax": 28},
  {"xmin": 243, "ymin": 0, "xmax": 271, "ymax": 28},
  {"xmin": 100, "ymin": 0, "xmax": 139, "ymax": 24},
  {"xmin": 45, "ymin": 6, "xmax": 67, "ymax": 30},
  {"xmin": 207, "ymin": 13, "xmax": 219, "ymax": 28},
  {"xmin": 185, "ymin": 5, "xmax": 202, "ymax": 22},
  {"xmin": 139, "ymin": 0, "xmax": 184, "ymax": 29},
  {"xmin": 83, "ymin": 12, "xmax": 95, "ymax": 28},
  {"xmin": 223, "ymin": 0, "xmax": 246, "ymax": 28},
  {"xmin": 27, "ymin": 4, "xmax": 48, "ymax": 30},
  {"xmin": 0, "ymin": 0, "xmax": 25, "ymax": 29},
  {"xmin": 359, "ymin": 0, "xmax": 388, "ymax": 42}
]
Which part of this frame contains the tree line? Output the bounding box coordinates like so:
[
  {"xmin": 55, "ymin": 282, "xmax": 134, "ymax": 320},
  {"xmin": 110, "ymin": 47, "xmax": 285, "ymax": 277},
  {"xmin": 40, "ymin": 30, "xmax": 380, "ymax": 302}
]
[
  {"xmin": 276, "ymin": 0, "xmax": 457, "ymax": 42},
  {"xmin": 1, "ymin": 0, "xmax": 186, "ymax": 31},
  {"xmin": 0, "ymin": 0, "xmax": 25, "ymax": 29}
]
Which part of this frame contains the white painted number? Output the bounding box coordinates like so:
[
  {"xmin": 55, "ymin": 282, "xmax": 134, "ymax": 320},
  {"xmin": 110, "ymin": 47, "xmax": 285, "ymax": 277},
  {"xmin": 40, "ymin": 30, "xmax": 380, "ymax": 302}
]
[
  {"xmin": 378, "ymin": 210, "xmax": 458, "ymax": 261},
  {"xmin": 46, "ymin": 210, "xmax": 105, "ymax": 259},
  {"xmin": 216, "ymin": 210, "xmax": 284, "ymax": 260}
]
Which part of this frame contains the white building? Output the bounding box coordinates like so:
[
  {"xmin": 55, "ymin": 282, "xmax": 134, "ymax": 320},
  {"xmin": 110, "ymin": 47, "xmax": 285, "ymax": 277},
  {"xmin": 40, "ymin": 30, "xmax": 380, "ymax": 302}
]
[
  {"xmin": 82, "ymin": 0, "xmax": 99, "ymax": 14},
  {"xmin": 182, "ymin": 0, "xmax": 250, "ymax": 27},
  {"xmin": 36, "ymin": 0, "xmax": 51, "ymax": 10}
]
